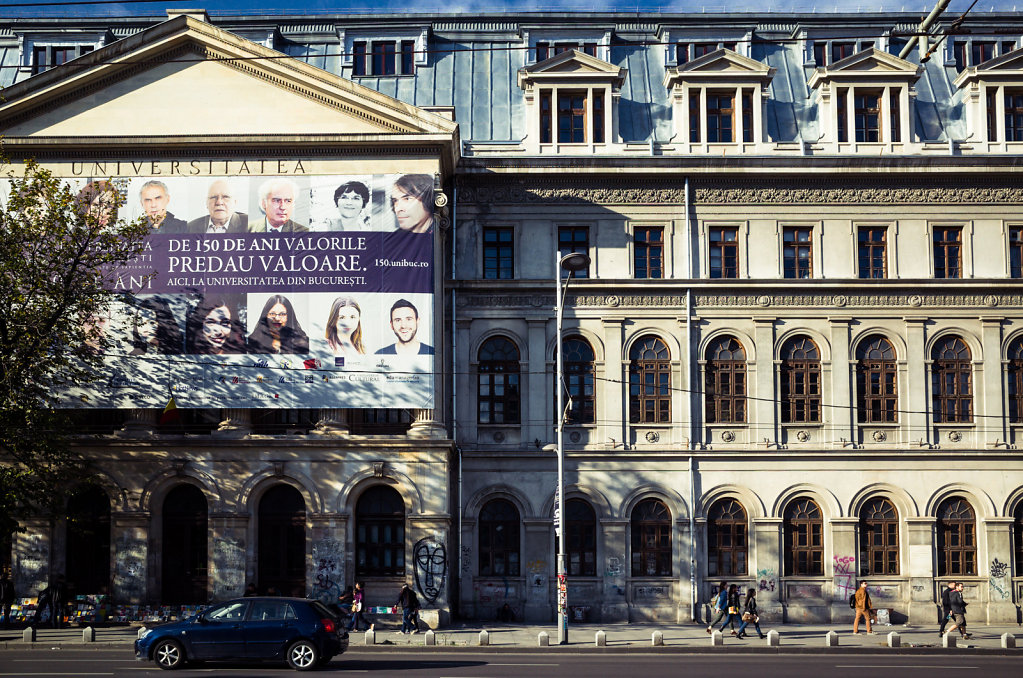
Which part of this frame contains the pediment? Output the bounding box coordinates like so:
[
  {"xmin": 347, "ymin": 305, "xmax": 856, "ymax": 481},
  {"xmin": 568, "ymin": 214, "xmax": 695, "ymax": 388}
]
[
  {"xmin": 663, "ymin": 49, "xmax": 776, "ymax": 88},
  {"xmin": 0, "ymin": 16, "xmax": 458, "ymax": 140},
  {"xmin": 954, "ymin": 47, "xmax": 1023, "ymax": 88},
  {"xmin": 808, "ymin": 48, "xmax": 921, "ymax": 90},
  {"xmin": 517, "ymin": 49, "xmax": 625, "ymax": 88}
]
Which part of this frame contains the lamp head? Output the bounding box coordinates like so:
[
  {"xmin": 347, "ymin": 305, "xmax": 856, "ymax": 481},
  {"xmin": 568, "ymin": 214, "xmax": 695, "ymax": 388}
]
[{"xmin": 559, "ymin": 252, "xmax": 590, "ymax": 272}]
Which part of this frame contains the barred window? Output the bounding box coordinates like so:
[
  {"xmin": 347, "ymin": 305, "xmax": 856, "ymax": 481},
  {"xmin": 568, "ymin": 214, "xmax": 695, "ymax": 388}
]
[
  {"xmin": 937, "ymin": 497, "xmax": 976, "ymax": 577},
  {"xmin": 856, "ymin": 335, "xmax": 897, "ymax": 424},
  {"xmin": 784, "ymin": 497, "xmax": 823, "ymax": 576},
  {"xmin": 631, "ymin": 499, "xmax": 672, "ymax": 576},
  {"xmin": 355, "ymin": 485, "xmax": 405, "ymax": 577},
  {"xmin": 629, "ymin": 336, "xmax": 671, "ymax": 423},
  {"xmin": 931, "ymin": 336, "xmax": 972, "ymax": 424},
  {"xmin": 479, "ymin": 499, "xmax": 520, "ymax": 576},
  {"xmin": 705, "ymin": 336, "xmax": 746, "ymax": 424},
  {"xmin": 561, "ymin": 337, "xmax": 596, "ymax": 425},
  {"xmin": 781, "ymin": 336, "xmax": 821, "ymax": 424},
  {"xmin": 707, "ymin": 498, "xmax": 747, "ymax": 577},
  {"xmin": 478, "ymin": 337, "xmax": 521, "ymax": 424},
  {"xmin": 859, "ymin": 497, "xmax": 899, "ymax": 576},
  {"xmin": 1010, "ymin": 337, "xmax": 1023, "ymax": 424}
]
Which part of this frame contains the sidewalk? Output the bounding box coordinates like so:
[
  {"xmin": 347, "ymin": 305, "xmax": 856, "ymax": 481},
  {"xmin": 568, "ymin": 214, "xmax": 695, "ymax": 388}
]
[{"xmin": 2, "ymin": 621, "xmax": 1021, "ymax": 653}]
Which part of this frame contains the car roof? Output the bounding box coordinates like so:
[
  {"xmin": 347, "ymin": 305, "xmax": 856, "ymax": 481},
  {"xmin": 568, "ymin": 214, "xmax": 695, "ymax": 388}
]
[{"xmin": 223, "ymin": 596, "xmax": 314, "ymax": 603}]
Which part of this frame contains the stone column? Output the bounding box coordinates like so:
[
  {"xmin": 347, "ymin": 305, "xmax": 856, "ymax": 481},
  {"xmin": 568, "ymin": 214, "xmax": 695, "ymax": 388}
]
[
  {"xmin": 979, "ymin": 317, "xmax": 1005, "ymax": 445},
  {"xmin": 214, "ymin": 409, "xmax": 251, "ymax": 438},
  {"xmin": 526, "ymin": 318, "xmax": 549, "ymax": 447},
  {"xmin": 111, "ymin": 513, "xmax": 149, "ymax": 604},
  {"xmin": 904, "ymin": 319, "xmax": 928, "ymax": 445},
  {"xmin": 751, "ymin": 517, "xmax": 782, "ymax": 618},
  {"xmin": 12, "ymin": 519, "xmax": 51, "ymax": 597},
  {"xmin": 209, "ymin": 514, "xmax": 249, "ymax": 601},
  {"xmin": 982, "ymin": 517, "xmax": 1016, "ymax": 622},
  {"xmin": 906, "ymin": 517, "xmax": 936, "ymax": 623},
  {"xmin": 406, "ymin": 516, "xmax": 452, "ymax": 627},
  {"xmin": 601, "ymin": 319, "xmax": 625, "ymax": 448},
  {"xmin": 454, "ymin": 318, "xmax": 473, "ymax": 443},
  {"xmin": 313, "ymin": 409, "xmax": 350, "ymax": 436},
  {"xmin": 522, "ymin": 519, "xmax": 553, "ymax": 623},
  {"xmin": 676, "ymin": 518, "xmax": 694, "ymax": 623},
  {"xmin": 118, "ymin": 408, "xmax": 158, "ymax": 437},
  {"xmin": 752, "ymin": 319, "xmax": 777, "ymax": 446},
  {"xmin": 308, "ymin": 513, "xmax": 347, "ymax": 607},
  {"xmin": 458, "ymin": 517, "xmax": 477, "ymax": 619},
  {"xmin": 828, "ymin": 319, "xmax": 853, "ymax": 445},
  {"xmin": 830, "ymin": 518, "xmax": 859, "ymax": 621},
  {"xmin": 599, "ymin": 519, "xmax": 629, "ymax": 621},
  {"xmin": 408, "ymin": 408, "xmax": 447, "ymax": 439}
]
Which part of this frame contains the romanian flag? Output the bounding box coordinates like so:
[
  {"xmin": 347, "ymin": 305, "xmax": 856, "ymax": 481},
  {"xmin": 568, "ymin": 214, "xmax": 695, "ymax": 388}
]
[{"xmin": 159, "ymin": 396, "xmax": 180, "ymax": 426}]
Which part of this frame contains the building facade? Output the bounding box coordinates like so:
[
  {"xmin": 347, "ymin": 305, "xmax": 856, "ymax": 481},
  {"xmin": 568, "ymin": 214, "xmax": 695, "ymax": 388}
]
[{"xmin": 2, "ymin": 8, "xmax": 1022, "ymax": 625}]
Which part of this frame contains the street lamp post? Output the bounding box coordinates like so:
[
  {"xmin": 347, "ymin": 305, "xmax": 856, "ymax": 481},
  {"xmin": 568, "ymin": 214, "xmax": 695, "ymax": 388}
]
[{"xmin": 552, "ymin": 249, "xmax": 590, "ymax": 645}]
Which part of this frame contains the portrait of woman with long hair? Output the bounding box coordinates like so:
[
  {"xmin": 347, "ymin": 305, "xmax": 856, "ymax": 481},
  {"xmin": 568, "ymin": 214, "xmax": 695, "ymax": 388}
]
[
  {"xmin": 325, "ymin": 295, "xmax": 365, "ymax": 357},
  {"xmin": 185, "ymin": 295, "xmax": 246, "ymax": 355},
  {"xmin": 247, "ymin": 294, "xmax": 309, "ymax": 355}
]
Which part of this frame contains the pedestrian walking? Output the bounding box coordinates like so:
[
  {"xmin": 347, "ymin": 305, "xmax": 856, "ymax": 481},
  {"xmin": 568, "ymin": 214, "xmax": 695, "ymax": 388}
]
[
  {"xmin": 0, "ymin": 572, "xmax": 15, "ymax": 628},
  {"xmin": 346, "ymin": 581, "xmax": 368, "ymax": 632},
  {"xmin": 852, "ymin": 580, "xmax": 873, "ymax": 634},
  {"xmin": 938, "ymin": 580, "xmax": 956, "ymax": 636},
  {"xmin": 735, "ymin": 587, "xmax": 766, "ymax": 639},
  {"xmin": 946, "ymin": 581, "xmax": 971, "ymax": 639},
  {"xmin": 718, "ymin": 583, "xmax": 742, "ymax": 635},
  {"xmin": 396, "ymin": 582, "xmax": 420, "ymax": 634},
  {"xmin": 705, "ymin": 581, "xmax": 729, "ymax": 634}
]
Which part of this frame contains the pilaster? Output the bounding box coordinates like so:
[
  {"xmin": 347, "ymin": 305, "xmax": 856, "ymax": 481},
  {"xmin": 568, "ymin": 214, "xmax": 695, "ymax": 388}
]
[
  {"xmin": 408, "ymin": 408, "xmax": 448, "ymax": 439},
  {"xmin": 979, "ymin": 317, "xmax": 1006, "ymax": 444},
  {"xmin": 829, "ymin": 517, "xmax": 859, "ymax": 618},
  {"xmin": 526, "ymin": 318, "xmax": 549, "ymax": 446},
  {"xmin": 214, "ymin": 409, "xmax": 252, "ymax": 438},
  {"xmin": 829, "ymin": 319, "xmax": 853, "ymax": 445},
  {"xmin": 906, "ymin": 516, "xmax": 937, "ymax": 623},
  {"xmin": 111, "ymin": 512, "xmax": 149, "ymax": 604},
  {"xmin": 601, "ymin": 319, "xmax": 626, "ymax": 448},
  {"xmin": 982, "ymin": 517, "xmax": 1016, "ymax": 622},
  {"xmin": 522, "ymin": 518, "xmax": 553, "ymax": 623},
  {"xmin": 751, "ymin": 517, "xmax": 782, "ymax": 618},
  {"xmin": 753, "ymin": 319, "xmax": 777, "ymax": 445},
  {"xmin": 904, "ymin": 319, "xmax": 928, "ymax": 444},
  {"xmin": 599, "ymin": 519, "xmax": 629, "ymax": 621},
  {"xmin": 312, "ymin": 408, "xmax": 350, "ymax": 436},
  {"xmin": 209, "ymin": 513, "xmax": 249, "ymax": 601}
]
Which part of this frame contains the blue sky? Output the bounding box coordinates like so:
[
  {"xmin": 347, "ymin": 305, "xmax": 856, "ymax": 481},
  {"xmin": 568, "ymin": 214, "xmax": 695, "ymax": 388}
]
[{"xmin": 1, "ymin": 0, "xmax": 1021, "ymax": 18}]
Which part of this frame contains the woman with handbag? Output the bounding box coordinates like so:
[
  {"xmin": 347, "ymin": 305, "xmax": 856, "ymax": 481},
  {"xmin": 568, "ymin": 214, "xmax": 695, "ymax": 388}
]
[
  {"xmin": 736, "ymin": 587, "xmax": 767, "ymax": 639},
  {"xmin": 718, "ymin": 583, "xmax": 742, "ymax": 636}
]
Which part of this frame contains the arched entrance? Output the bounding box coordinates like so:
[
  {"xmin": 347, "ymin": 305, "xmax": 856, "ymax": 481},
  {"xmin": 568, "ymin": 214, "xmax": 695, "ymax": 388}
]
[
  {"xmin": 355, "ymin": 485, "xmax": 405, "ymax": 578},
  {"xmin": 65, "ymin": 485, "xmax": 111, "ymax": 594},
  {"xmin": 257, "ymin": 484, "xmax": 306, "ymax": 597},
  {"xmin": 161, "ymin": 484, "xmax": 208, "ymax": 603}
]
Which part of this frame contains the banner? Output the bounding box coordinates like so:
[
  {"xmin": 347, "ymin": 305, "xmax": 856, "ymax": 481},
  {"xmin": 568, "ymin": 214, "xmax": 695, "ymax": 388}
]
[{"xmin": 40, "ymin": 173, "xmax": 436, "ymax": 409}]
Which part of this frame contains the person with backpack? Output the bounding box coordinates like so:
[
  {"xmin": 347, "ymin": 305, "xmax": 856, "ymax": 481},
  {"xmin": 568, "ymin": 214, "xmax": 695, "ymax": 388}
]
[
  {"xmin": 396, "ymin": 582, "xmax": 420, "ymax": 634},
  {"xmin": 717, "ymin": 583, "xmax": 743, "ymax": 636},
  {"xmin": 852, "ymin": 580, "xmax": 873, "ymax": 634},
  {"xmin": 705, "ymin": 581, "xmax": 729, "ymax": 634}
]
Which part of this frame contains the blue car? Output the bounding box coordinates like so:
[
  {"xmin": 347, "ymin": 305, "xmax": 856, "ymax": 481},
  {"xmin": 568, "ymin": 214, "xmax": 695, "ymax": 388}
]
[{"xmin": 135, "ymin": 597, "xmax": 349, "ymax": 671}]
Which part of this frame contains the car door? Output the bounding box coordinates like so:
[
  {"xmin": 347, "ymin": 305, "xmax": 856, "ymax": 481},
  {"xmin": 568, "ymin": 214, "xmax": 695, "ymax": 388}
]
[
  {"xmin": 243, "ymin": 600, "xmax": 298, "ymax": 658},
  {"xmin": 186, "ymin": 600, "xmax": 248, "ymax": 660}
]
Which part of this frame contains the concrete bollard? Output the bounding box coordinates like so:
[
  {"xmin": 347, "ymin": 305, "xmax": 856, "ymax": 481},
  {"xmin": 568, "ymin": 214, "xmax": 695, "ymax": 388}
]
[
  {"xmin": 942, "ymin": 633, "xmax": 956, "ymax": 648},
  {"xmin": 82, "ymin": 626, "xmax": 95, "ymax": 643},
  {"xmin": 364, "ymin": 628, "xmax": 375, "ymax": 645},
  {"xmin": 711, "ymin": 629, "xmax": 723, "ymax": 646},
  {"xmin": 22, "ymin": 627, "xmax": 36, "ymax": 642},
  {"xmin": 887, "ymin": 631, "xmax": 900, "ymax": 648},
  {"xmin": 479, "ymin": 630, "xmax": 489, "ymax": 646},
  {"xmin": 1001, "ymin": 633, "xmax": 1016, "ymax": 649},
  {"xmin": 767, "ymin": 630, "xmax": 780, "ymax": 646},
  {"xmin": 538, "ymin": 631, "xmax": 549, "ymax": 647},
  {"xmin": 424, "ymin": 629, "xmax": 436, "ymax": 646},
  {"xmin": 825, "ymin": 630, "xmax": 838, "ymax": 647},
  {"xmin": 595, "ymin": 630, "xmax": 606, "ymax": 647},
  {"xmin": 652, "ymin": 630, "xmax": 663, "ymax": 646}
]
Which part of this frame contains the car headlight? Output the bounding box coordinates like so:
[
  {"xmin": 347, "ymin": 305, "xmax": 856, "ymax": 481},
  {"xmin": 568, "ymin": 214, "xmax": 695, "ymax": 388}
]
[{"xmin": 138, "ymin": 628, "xmax": 152, "ymax": 640}]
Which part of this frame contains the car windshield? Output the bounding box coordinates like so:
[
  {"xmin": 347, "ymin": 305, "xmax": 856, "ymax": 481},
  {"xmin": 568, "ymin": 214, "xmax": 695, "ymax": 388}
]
[
  {"xmin": 205, "ymin": 601, "xmax": 248, "ymax": 622},
  {"xmin": 250, "ymin": 600, "xmax": 296, "ymax": 621}
]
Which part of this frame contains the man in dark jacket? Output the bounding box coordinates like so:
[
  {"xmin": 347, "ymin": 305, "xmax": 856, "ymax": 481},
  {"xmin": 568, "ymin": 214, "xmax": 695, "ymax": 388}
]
[
  {"xmin": 938, "ymin": 580, "xmax": 956, "ymax": 636},
  {"xmin": 0, "ymin": 573, "xmax": 15, "ymax": 628},
  {"xmin": 397, "ymin": 583, "xmax": 420, "ymax": 635},
  {"xmin": 946, "ymin": 581, "xmax": 971, "ymax": 639}
]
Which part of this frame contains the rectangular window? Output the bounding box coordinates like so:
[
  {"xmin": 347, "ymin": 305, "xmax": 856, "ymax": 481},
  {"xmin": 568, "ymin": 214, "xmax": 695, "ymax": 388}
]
[
  {"xmin": 557, "ymin": 91, "xmax": 587, "ymax": 143},
  {"xmin": 722, "ymin": 41, "xmax": 737, "ymax": 52},
  {"xmin": 558, "ymin": 226, "xmax": 590, "ymax": 279},
  {"xmin": 709, "ymin": 226, "xmax": 739, "ymax": 279},
  {"xmin": 813, "ymin": 42, "xmax": 827, "ymax": 65},
  {"xmin": 689, "ymin": 90, "xmax": 701, "ymax": 143},
  {"xmin": 742, "ymin": 89, "xmax": 753, "ymax": 142},
  {"xmin": 707, "ymin": 91, "xmax": 734, "ymax": 143},
  {"xmin": 988, "ymin": 90, "xmax": 999, "ymax": 142},
  {"xmin": 352, "ymin": 41, "xmax": 367, "ymax": 76},
  {"xmin": 400, "ymin": 40, "xmax": 416, "ymax": 75},
  {"xmin": 954, "ymin": 41, "xmax": 968, "ymax": 71},
  {"xmin": 693, "ymin": 42, "xmax": 717, "ymax": 59},
  {"xmin": 837, "ymin": 88, "xmax": 848, "ymax": 143},
  {"xmin": 371, "ymin": 40, "xmax": 396, "ymax": 76},
  {"xmin": 889, "ymin": 89, "xmax": 901, "ymax": 142},
  {"xmin": 554, "ymin": 42, "xmax": 575, "ymax": 56},
  {"xmin": 676, "ymin": 42, "xmax": 690, "ymax": 64},
  {"xmin": 831, "ymin": 41, "xmax": 855, "ymax": 63},
  {"xmin": 482, "ymin": 227, "xmax": 514, "ymax": 279},
  {"xmin": 854, "ymin": 90, "xmax": 882, "ymax": 142},
  {"xmin": 540, "ymin": 91, "xmax": 553, "ymax": 144},
  {"xmin": 634, "ymin": 226, "xmax": 664, "ymax": 279},
  {"xmin": 783, "ymin": 226, "xmax": 813, "ymax": 279},
  {"xmin": 1006, "ymin": 89, "xmax": 1023, "ymax": 142},
  {"xmin": 582, "ymin": 42, "xmax": 597, "ymax": 57},
  {"xmin": 1010, "ymin": 226, "xmax": 1023, "ymax": 278},
  {"xmin": 31, "ymin": 44, "xmax": 90, "ymax": 74},
  {"xmin": 536, "ymin": 42, "xmax": 550, "ymax": 62},
  {"xmin": 933, "ymin": 226, "xmax": 963, "ymax": 279},
  {"xmin": 592, "ymin": 90, "xmax": 605, "ymax": 143},
  {"xmin": 858, "ymin": 226, "xmax": 888, "ymax": 279},
  {"xmin": 972, "ymin": 41, "xmax": 996, "ymax": 65},
  {"xmin": 1003, "ymin": 40, "xmax": 1017, "ymax": 54}
]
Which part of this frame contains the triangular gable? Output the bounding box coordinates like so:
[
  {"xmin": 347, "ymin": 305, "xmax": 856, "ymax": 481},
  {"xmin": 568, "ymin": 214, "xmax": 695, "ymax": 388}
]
[
  {"xmin": 954, "ymin": 46, "xmax": 1023, "ymax": 88},
  {"xmin": 664, "ymin": 48, "xmax": 775, "ymax": 88},
  {"xmin": 0, "ymin": 15, "xmax": 458, "ymax": 140},
  {"xmin": 808, "ymin": 48, "xmax": 921, "ymax": 90},
  {"xmin": 517, "ymin": 49, "xmax": 625, "ymax": 89}
]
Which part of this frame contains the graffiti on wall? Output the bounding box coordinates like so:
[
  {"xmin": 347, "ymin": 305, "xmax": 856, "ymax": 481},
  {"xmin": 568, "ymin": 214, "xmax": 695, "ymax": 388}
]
[
  {"xmin": 312, "ymin": 539, "xmax": 343, "ymax": 605},
  {"xmin": 833, "ymin": 555, "xmax": 856, "ymax": 600},
  {"xmin": 605, "ymin": 554, "xmax": 626, "ymax": 596},
  {"xmin": 16, "ymin": 533, "xmax": 49, "ymax": 593},
  {"xmin": 473, "ymin": 580, "xmax": 516, "ymax": 603},
  {"xmin": 756, "ymin": 567, "xmax": 776, "ymax": 593},
  {"xmin": 526, "ymin": 559, "xmax": 547, "ymax": 574},
  {"xmin": 113, "ymin": 535, "xmax": 146, "ymax": 601},
  {"xmin": 212, "ymin": 536, "xmax": 245, "ymax": 601},
  {"xmin": 460, "ymin": 545, "xmax": 471, "ymax": 575},
  {"xmin": 413, "ymin": 538, "xmax": 446, "ymax": 605},
  {"xmin": 990, "ymin": 558, "xmax": 1010, "ymax": 600}
]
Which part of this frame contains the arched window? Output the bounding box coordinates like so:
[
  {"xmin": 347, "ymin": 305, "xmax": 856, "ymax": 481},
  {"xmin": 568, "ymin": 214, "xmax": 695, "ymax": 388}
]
[
  {"xmin": 565, "ymin": 499, "xmax": 596, "ymax": 576},
  {"xmin": 783, "ymin": 497, "xmax": 823, "ymax": 576},
  {"xmin": 859, "ymin": 497, "xmax": 898, "ymax": 576},
  {"xmin": 707, "ymin": 498, "xmax": 748, "ymax": 577},
  {"xmin": 355, "ymin": 485, "xmax": 405, "ymax": 577},
  {"xmin": 479, "ymin": 499, "xmax": 520, "ymax": 576},
  {"xmin": 856, "ymin": 335, "xmax": 897, "ymax": 423},
  {"xmin": 629, "ymin": 336, "xmax": 671, "ymax": 423},
  {"xmin": 705, "ymin": 336, "xmax": 746, "ymax": 424},
  {"xmin": 631, "ymin": 499, "xmax": 672, "ymax": 576},
  {"xmin": 931, "ymin": 336, "xmax": 972, "ymax": 423},
  {"xmin": 562, "ymin": 337, "xmax": 596, "ymax": 424},
  {"xmin": 1014, "ymin": 502, "xmax": 1023, "ymax": 577},
  {"xmin": 162, "ymin": 484, "xmax": 208, "ymax": 604},
  {"xmin": 65, "ymin": 485, "xmax": 111, "ymax": 594},
  {"xmin": 1008, "ymin": 337, "xmax": 1023, "ymax": 423},
  {"xmin": 780, "ymin": 336, "xmax": 821, "ymax": 423},
  {"xmin": 258, "ymin": 484, "xmax": 306, "ymax": 596},
  {"xmin": 478, "ymin": 336, "xmax": 521, "ymax": 424},
  {"xmin": 937, "ymin": 497, "xmax": 976, "ymax": 576}
]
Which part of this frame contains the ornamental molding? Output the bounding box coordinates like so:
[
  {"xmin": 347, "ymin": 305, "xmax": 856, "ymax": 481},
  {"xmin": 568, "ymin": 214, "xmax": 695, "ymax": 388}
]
[
  {"xmin": 458, "ymin": 292, "xmax": 1023, "ymax": 309},
  {"xmin": 456, "ymin": 176, "xmax": 1023, "ymax": 206}
]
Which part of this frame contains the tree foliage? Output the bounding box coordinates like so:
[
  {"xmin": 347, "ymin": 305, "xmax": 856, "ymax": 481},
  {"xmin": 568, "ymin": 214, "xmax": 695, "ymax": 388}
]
[{"xmin": 0, "ymin": 159, "xmax": 150, "ymax": 539}]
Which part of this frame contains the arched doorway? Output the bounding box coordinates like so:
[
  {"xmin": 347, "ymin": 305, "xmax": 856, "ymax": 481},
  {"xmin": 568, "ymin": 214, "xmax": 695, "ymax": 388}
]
[
  {"xmin": 257, "ymin": 485, "xmax": 306, "ymax": 597},
  {"xmin": 162, "ymin": 484, "xmax": 208, "ymax": 604},
  {"xmin": 65, "ymin": 485, "xmax": 111, "ymax": 594},
  {"xmin": 355, "ymin": 485, "xmax": 406, "ymax": 578}
]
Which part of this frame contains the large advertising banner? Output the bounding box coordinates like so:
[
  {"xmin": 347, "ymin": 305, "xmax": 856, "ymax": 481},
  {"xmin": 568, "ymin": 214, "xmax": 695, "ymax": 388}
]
[{"xmin": 34, "ymin": 172, "xmax": 437, "ymax": 409}]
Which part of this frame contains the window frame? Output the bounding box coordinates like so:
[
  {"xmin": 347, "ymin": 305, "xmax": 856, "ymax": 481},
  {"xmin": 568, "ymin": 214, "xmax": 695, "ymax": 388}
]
[
  {"xmin": 631, "ymin": 499, "xmax": 673, "ymax": 577},
  {"xmin": 354, "ymin": 485, "xmax": 406, "ymax": 578},
  {"xmin": 707, "ymin": 498, "xmax": 748, "ymax": 577},
  {"xmin": 933, "ymin": 225, "xmax": 963, "ymax": 279},
  {"xmin": 563, "ymin": 499, "xmax": 597, "ymax": 576},
  {"xmin": 857, "ymin": 225, "xmax": 888, "ymax": 279},
  {"xmin": 780, "ymin": 336, "xmax": 822, "ymax": 424},
  {"xmin": 707, "ymin": 223, "xmax": 741, "ymax": 279},
  {"xmin": 1008, "ymin": 336, "xmax": 1023, "ymax": 424},
  {"xmin": 557, "ymin": 225, "xmax": 590, "ymax": 278},
  {"xmin": 478, "ymin": 499, "xmax": 521, "ymax": 577},
  {"xmin": 936, "ymin": 497, "xmax": 977, "ymax": 577},
  {"xmin": 560, "ymin": 336, "xmax": 596, "ymax": 426},
  {"xmin": 629, "ymin": 336, "xmax": 672, "ymax": 424},
  {"xmin": 477, "ymin": 336, "xmax": 522, "ymax": 425},
  {"xmin": 783, "ymin": 497, "xmax": 824, "ymax": 577},
  {"xmin": 859, "ymin": 497, "xmax": 899, "ymax": 576},
  {"xmin": 782, "ymin": 225, "xmax": 814, "ymax": 279},
  {"xmin": 30, "ymin": 42, "xmax": 95, "ymax": 75},
  {"xmin": 482, "ymin": 225, "xmax": 515, "ymax": 280},
  {"xmin": 704, "ymin": 336, "xmax": 747, "ymax": 424},
  {"xmin": 633, "ymin": 224, "xmax": 664, "ymax": 279},
  {"xmin": 931, "ymin": 336, "xmax": 973, "ymax": 424},
  {"xmin": 856, "ymin": 335, "xmax": 898, "ymax": 424}
]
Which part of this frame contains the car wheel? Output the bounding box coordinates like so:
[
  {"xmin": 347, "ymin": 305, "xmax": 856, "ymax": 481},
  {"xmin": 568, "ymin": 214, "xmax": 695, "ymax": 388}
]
[
  {"xmin": 286, "ymin": 639, "xmax": 318, "ymax": 671},
  {"xmin": 153, "ymin": 639, "xmax": 185, "ymax": 670}
]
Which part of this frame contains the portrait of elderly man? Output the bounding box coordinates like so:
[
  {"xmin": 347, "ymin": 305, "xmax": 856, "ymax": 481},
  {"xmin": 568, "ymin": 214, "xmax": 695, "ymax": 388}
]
[
  {"xmin": 249, "ymin": 178, "xmax": 308, "ymax": 233},
  {"xmin": 187, "ymin": 179, "xmax": 248, "ymax": 234},
  {"xmin": 138, "ymin": 180, "xmax": 187, "ymax": 233}
]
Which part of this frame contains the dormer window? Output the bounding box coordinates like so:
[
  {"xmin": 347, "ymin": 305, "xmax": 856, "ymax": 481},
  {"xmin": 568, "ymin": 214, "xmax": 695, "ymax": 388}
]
[
  {"xmin": 23, "ymin": 38, "xmax": 99, "ymax": 75},
  {"xmin": 676, "ymin": 41, "xmax": 737, "ymax": 64},
  {"xmin": 808, "ymin": 37, "xmax": 880, "ymax": 66},
  {"xmin": 952, "ymin": 38, "xmax": 1016, "ymax": 71},
  {"xmin": 523, "ymin": 28, "xmax": 612, "ymax": 64},
  {"xmin": 339, "ymin": 27, "xmax": 428, "ymax": 77},
  {"xmin": 954, "ymin": 47, "xmax": 1023, "ymax": 150},
  {"xmin": 537, "ymin": 41, "xmax": 597, "ymax": 61}
]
